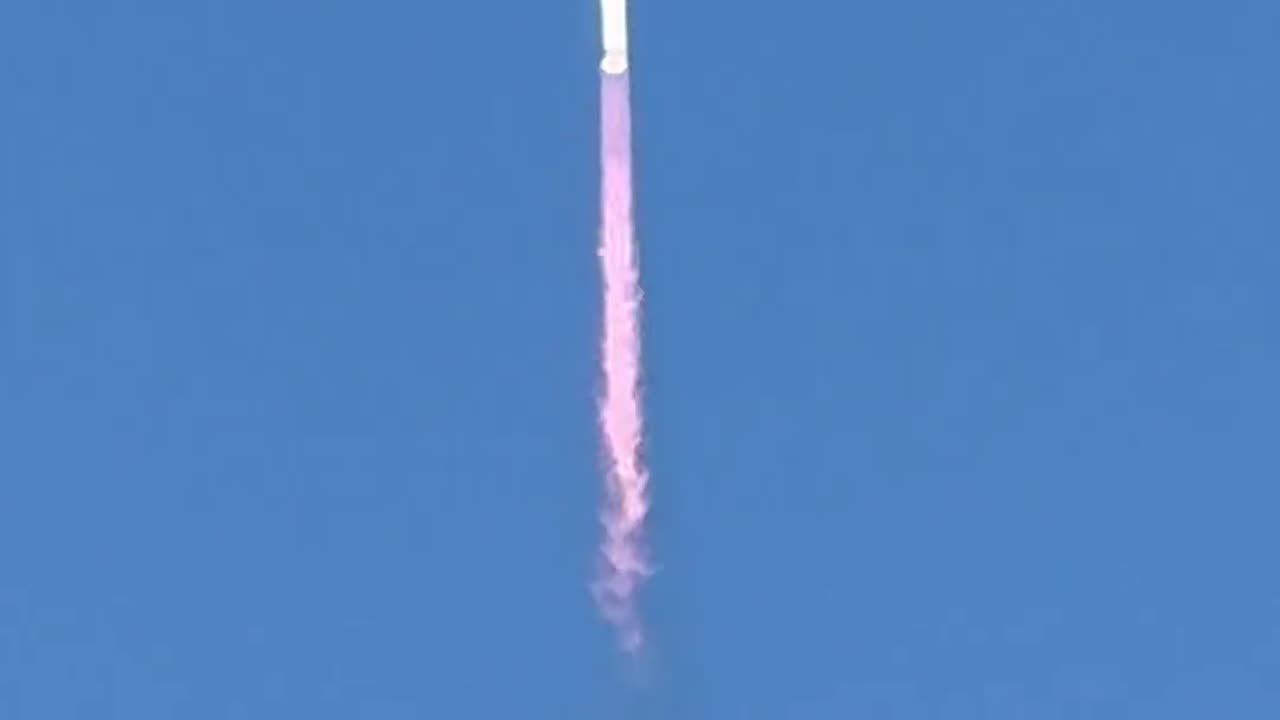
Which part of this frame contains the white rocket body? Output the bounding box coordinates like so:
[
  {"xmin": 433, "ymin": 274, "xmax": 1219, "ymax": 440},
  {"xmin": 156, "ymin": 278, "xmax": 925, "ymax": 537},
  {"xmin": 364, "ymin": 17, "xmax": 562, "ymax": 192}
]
[{"xmin": 600, "ymin": 0, "xmax": 629, "ymax": 74}]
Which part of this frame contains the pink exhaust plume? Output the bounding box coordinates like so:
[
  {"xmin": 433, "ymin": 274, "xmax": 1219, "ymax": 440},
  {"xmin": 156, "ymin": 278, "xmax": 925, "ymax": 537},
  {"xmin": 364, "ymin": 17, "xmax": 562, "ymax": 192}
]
[{"xmin": 593, "ymin": 70, "xmax": 651, "ymax": 655}]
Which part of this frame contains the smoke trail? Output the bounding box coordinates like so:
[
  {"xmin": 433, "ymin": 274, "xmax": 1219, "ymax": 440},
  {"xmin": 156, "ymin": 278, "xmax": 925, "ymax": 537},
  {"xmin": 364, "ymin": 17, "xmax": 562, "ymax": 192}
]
[{"xmin": 593, "ymin": 70, "xmax": 650, "ymax": 655}]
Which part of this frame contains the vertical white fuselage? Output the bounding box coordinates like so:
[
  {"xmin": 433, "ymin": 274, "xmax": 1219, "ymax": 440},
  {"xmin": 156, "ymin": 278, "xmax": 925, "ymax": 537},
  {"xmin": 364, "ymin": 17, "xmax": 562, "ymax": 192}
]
[{"xmin": 600, "ymin": 0, "xmax": 629, "ymax": 74}]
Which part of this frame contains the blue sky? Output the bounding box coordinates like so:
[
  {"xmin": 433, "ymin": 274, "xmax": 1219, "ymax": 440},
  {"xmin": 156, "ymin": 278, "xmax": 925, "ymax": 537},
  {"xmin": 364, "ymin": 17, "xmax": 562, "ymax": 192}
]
[{"xmin": 2, "ymin": 0, "xmax": 1278, "ymax": 717}]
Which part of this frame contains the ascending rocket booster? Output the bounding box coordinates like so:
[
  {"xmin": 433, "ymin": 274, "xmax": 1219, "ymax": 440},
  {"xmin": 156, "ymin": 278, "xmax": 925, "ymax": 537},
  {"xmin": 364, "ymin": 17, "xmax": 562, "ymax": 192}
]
[{"xmin": 600, "ymin": 0, "xmax": 629, "ymax": 75}]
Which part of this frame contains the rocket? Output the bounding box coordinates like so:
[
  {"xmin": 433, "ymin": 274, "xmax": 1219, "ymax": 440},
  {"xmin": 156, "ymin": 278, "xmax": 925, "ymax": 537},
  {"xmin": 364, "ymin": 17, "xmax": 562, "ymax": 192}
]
[{"xmin": 600, "ymin": 0, "xmax": 629, "ymax": 75}]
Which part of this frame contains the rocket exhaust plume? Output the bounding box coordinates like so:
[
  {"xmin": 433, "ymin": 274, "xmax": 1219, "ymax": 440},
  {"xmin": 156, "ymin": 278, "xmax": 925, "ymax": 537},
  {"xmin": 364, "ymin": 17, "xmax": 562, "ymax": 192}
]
[{"xmin": 593, "ymin": 0, "xmax": 650, "ymax": 655}]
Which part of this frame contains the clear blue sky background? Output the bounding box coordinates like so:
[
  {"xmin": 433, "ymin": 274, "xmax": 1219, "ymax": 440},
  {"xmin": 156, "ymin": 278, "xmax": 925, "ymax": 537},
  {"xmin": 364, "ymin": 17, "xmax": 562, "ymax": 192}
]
[{"xmin": 2, "ymin": 1, "xmax": 1277, "ymax": 717}]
